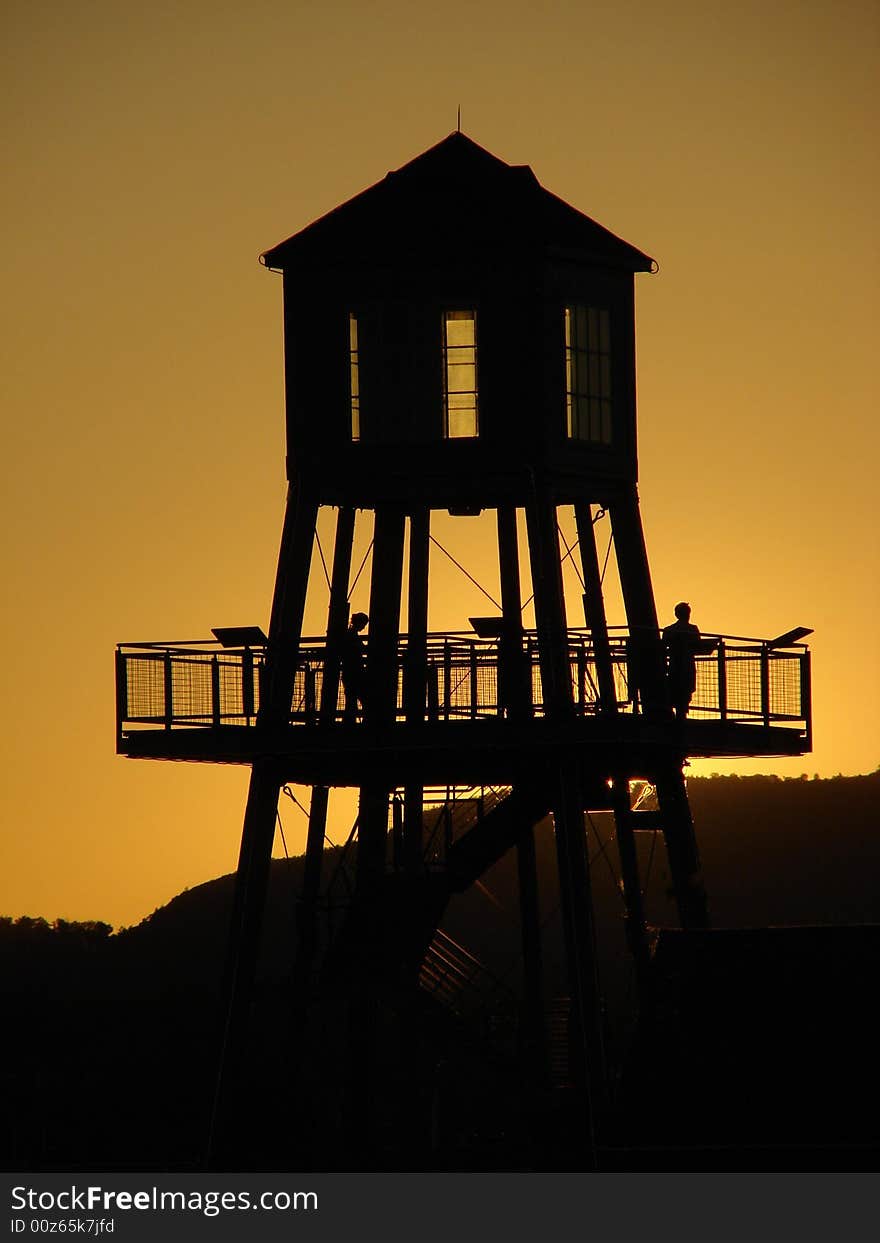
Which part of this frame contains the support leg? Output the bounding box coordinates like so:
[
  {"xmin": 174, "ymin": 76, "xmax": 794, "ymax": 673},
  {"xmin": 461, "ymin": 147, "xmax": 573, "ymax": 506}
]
[
  {"xmin": 574, "ymin": 502, "xmax": 618, "ymax": 716},
  {"xmin": 208, "ymin": 482, "xmax": 317, "ymax": 1166},
  {"xmin": 357, "ymin": 506, "xmax": 406, "ymax": 889},
  {"xmin": 526, "ymin": 489, "xmax": 604, "ymax": 1163},
  {"xmin": 346, "ymin": 507, "xmax": 405, "ymax": 1157},
  {"xmin": 655, "ymin": 766, "xmax": 709, "ymax": 929},
  {"xmin": 610, "ymin": 489, "xmax": 707, "ymax": 926},
  {"xmin": 292, "ymin": 507, "xmax": 356, "ymax": 1004},
  {"xmin": 498, "ymin": 505, "xmax": 549, "ymax": 1088},
  {"xmin": 608, "ymin": 487, "xmax": 666, "ymax": 716},
  {"xmin": 516, "ymin": 819, "xmax": 549, "ymax": 1091},
  {"xmin": 610, "ymin": 777, "xmax": 651, "ymax": 996},
  {"xmin": 524, "ymin": 491, "xmax": 572, "ymax": 715},
  {"xmin": 403, "ymin": 507, "xmax": 430, "ymax": 876},
  {"xmin": 551, "ymin": 764, "xmax": 605, "ymax": 1164}
]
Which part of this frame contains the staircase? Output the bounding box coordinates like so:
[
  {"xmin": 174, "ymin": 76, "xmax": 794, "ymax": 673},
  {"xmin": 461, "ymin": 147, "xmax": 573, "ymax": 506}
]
[{"xmin": 547, "ymin": 996, "xmax": 571, "ymax": 1087}]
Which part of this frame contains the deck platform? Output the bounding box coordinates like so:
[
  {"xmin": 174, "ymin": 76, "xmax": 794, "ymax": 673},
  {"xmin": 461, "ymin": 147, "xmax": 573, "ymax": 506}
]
[{"xmin": 116, "ymin": 627, "xmax": 811, "ymax": 782}]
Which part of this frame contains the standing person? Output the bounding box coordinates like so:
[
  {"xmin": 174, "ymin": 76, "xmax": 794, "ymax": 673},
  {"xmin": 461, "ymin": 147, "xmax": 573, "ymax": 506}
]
[
  {"xmin": 663, "ymin": 601, "xmax": 701, "ymax": 721},
  {"xmin": 341, "ymin": 611, "xmax": 369, "ymax": 724}
]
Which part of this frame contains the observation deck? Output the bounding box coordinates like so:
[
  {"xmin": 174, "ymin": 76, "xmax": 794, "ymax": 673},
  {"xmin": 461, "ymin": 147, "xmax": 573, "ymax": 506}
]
[{"xmin": 116, "ymin": 628, "xmax": 811, "ymax": 786}]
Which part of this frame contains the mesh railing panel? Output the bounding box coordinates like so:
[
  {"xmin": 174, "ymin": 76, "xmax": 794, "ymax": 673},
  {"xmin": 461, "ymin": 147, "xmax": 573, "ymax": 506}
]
[
  {"xmin": 473, "ymin": 657, "xmax": 498, "ymax": 714},
  {"xmin": 770, "ymin": 655, "xmax": 803, "ymax": 718},
  {"xmin": 170, "ymin": 657, "xmax": 213, "ymax": 721},
  {"xmin": 724, "ymin": 653, "xmax": 764, "ymax": 716},
  {"xmin": 690, "ymin": 656, "xmax": 722, "ymax": 719},
  {"xmin": 218, "ymin": 660, "xmax": 243, "ymax": 718},
  {"xmin": 124, "ymin": 656, "xmax": 165, "ymax": 721},
  {"xmin": 118, "ymin": 636, "xmax": 807, "ymax": 733}
]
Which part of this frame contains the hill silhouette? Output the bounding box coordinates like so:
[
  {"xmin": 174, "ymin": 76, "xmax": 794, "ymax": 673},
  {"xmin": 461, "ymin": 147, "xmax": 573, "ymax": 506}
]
[{"xmin": 2, "ymin": 771, "xmax": 878, "ymax": 1170}]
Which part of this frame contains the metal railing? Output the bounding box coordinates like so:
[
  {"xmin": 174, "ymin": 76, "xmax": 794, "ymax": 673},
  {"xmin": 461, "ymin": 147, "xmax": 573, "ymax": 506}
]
[{"xmin": 116, "ymin": 628, "xmax": 811, "ymax": 737}]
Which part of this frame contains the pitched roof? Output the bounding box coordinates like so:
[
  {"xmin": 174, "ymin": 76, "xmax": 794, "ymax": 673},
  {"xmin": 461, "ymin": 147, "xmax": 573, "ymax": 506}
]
[{"xmin": 261, "ymin": 132, "xmax": 654, "ymax": 272}]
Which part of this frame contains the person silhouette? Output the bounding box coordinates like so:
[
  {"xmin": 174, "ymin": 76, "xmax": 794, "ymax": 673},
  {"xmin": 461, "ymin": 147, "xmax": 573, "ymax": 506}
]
[
  {"xmin": 341, "ymin": 611, "xmax": 369, "ymax": 723},
  {"xmin": 662, "ymin": 601, "xmax": 701, "ymax": 721}
]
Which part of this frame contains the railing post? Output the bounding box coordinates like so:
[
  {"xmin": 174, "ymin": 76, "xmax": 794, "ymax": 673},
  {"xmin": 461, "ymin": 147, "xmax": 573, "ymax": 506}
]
[
  {"xmin": 427, "ymin": 662, "xmax": 440, "ymax": 722},
  {"xmin": 717, "ymin": 639, "xmax": 727, "ymax": 722},
  {"xmin": 163, "ymin": 652, "xmax": 173, "ymax": 730},
  {"xmin": 211, "ymin": 655, "xmax": 221, "ymax": 728},
  {"xmin": 527, "ymin": 636, "xmax": 537, "ymax": 716},
  {"xmin": 115, "ymin": 650, "xmax": 128, "ymax": 738},
  {"xmin": 304, "ymin": 665, "xmax": 316, "ymax": 723},
  {"xmin": 443, "ymin": 639, "xmax": 451, "ymax": 721},
  {"xmin": 391, "ymin": 794, "xmax": 405, "ymax": 871},
  {"xmin": 495, "ymin": 647, "xmax": 504, "ymax": 719},
  {"xmin": 574, "ymin": 500, "xmax": 618, "ymax": 717},
  {"xmin": 761, "ymin": 644, "xmax": 771, "ymax": 727},
  {"xmin": 469, "ymin": 642, "xmax": 478, "ymax": 719},
  {"xmin": 242, "ymin": 649, "xmax": 255, "ymax": 722},
  {"xmin": 801, "ymin": 649, "xmax": 812, "ymax": 749},
  {"xmin": 610, "ymin": 639, "xmax": 624, "ymax": 710},
  {"xmin": 577, "ymin": 643, "xmax": 587, "ymax": 713}
]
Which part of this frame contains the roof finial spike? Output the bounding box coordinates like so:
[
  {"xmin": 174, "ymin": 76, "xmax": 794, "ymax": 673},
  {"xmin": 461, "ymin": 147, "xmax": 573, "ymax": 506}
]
[{"xmin": 457, "ymin": 105, "xmax": 461, "ymax": 133}]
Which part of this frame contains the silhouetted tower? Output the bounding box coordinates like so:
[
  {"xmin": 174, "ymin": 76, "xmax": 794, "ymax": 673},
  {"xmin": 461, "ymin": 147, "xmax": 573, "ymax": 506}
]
[
  {"xmin": 247, "ymin": 132, "xmax": 691, "ymax": 1156},
  {"xmin": 116, "ymin": 133, "xmax": 813, "ymax": 1165}
]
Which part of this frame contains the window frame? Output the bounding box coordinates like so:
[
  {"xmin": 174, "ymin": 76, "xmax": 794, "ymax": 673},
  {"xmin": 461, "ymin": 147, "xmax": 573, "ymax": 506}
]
[
  {"xmin": 442, "ymin": 308, "xmax": 479, "ymax": 439},
  {"xmin": 564, "ymin": 304, "xmax": 613, "ymax": 446}
]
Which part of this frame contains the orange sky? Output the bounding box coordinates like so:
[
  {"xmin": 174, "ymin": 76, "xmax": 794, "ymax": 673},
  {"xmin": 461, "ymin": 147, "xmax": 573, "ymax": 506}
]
[{"xmin": 2, "ymin": 0, "xmax": 877, "ymax": 928}]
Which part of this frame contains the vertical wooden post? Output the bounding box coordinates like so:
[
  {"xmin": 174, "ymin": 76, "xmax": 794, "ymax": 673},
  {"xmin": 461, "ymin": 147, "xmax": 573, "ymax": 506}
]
[
  {"xmin": 210, "ymin": 655, "xmax": 221, "ymax": 728},
  {"xmin": 801, "ymin": 649, "xmax": 812, "ymax": 750},
  {"xmin": 398, "ymin": 504, "xmax": 428, "ymax": 1159},
  {"xmin": 392, "ymin": 794, "xmax": 404, "ymax": 871},
  {"xmin": 610, "ymin": 486, "xmax": 707, "ymax": 932},
  {"xmin": 761, "ymin": 645, "xmax": 771, "ymax": 728},
  {"xmin": 497, "ymin": 504, "xmax": 528, "ymax": 721},
  {"xmin": 357, "ymin": 505, "xmax": 406, "ymax": 889},
  {"xmin": 320, "ymin": 506, "xmax": 357, "ymax": 727},
  {"xmin": 293, "ymin": 505, "xmax": 356, "ymax": 1004},
  {"xmin": 525, "ymin": 490, "xmax": 572, "ymax": 716},
  {"xmin": 551, "ymin": 764, "xmax": 605, "ymax": 1161},
  {"xmin": 498, "ymin": 504, "xmax": 548, "ymax": 1089},
  {"xmin": 608, "ymin": 487, "xmax": 665, "ymax": 716},
  {"xmin": 717, "ymin": 639, "xmax": 727, "ymax": 722},
  {"xmin": 404, "ymin": 508, "xmax": 430, "ymax": 876},
  {"xmin": 609, "ymin": 777, "xmax": 651, "ymax": 997},
  {"xmin": 654, "ymin": 766, "xmax": 709, "ymax": 929},
  {"xmin": 242, "ymin": 649, "xmax": 255, "ymax": 721},
  {"xmin": 525, "ymin": 487, "xmax": 604, "ymax": 1162},
  {"xmin": 427, "ymin": 664, "xmax": 439, "ymax": 721},
  {"xmin": 442, "ymin": 640, "xmax": 451, "ymax": 721},
  {"xmin": 209, "ymin": 481, "xmax": 318, "ymax": 1166},
  {"xmin": 343, "ymin": 506, "xmax": 405, "ymax": 1159},
  {"xmin": 163, "ymin": 652, "xmax": 173, "ymax": 729},
  {"xmin": 114, "ymin": 649, "xmax": 128, "ymax": 739},
  {"xmin": 574, "ymin": 502, "xmax": 618, "ymax": 716},
  {"xmin": 516, "ymin": 823, "xmax": 548, "ymax": 1090}
]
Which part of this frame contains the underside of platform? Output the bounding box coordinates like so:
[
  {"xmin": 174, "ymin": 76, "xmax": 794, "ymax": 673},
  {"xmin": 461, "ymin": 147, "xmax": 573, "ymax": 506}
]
[{"xmin": 118, "ymin": 714, "xmax": 809, "ymax": 785}]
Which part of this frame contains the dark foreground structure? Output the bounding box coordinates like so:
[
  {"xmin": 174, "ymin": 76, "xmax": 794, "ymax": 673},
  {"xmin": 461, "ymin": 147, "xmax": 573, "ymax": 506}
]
[{"xmin": 114, "ymin": 134, "xmax": 818, "ymax": 1169}]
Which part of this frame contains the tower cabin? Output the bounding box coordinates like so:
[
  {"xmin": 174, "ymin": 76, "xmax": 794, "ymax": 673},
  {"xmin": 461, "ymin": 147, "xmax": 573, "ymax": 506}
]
[
  {"xmin": 114, "ymin": 134, "xmax": 812, "ymax": 1164},
  {"xmin": 265, "ymin": 131, "xmax": 646, "ymax": 512}
]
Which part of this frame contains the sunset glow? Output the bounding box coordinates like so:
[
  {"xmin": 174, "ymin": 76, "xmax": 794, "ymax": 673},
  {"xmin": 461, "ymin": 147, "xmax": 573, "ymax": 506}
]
[{"xmin": 2, "ymin": 0, "xmax": 876, "ymax": 929}]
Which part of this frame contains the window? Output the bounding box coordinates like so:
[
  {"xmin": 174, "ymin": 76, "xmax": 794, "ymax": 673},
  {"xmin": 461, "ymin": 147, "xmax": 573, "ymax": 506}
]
[
  {"xmin": 349, "ymin": 312, "xmax": 360, "ymax": 441},
  {"xmin": 565, "ymin": 306, "xmax": 612, "ymax": 444},
  {"xmin": 442, "ymin": 310, "xmax": 478, "ymax": 438}
]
